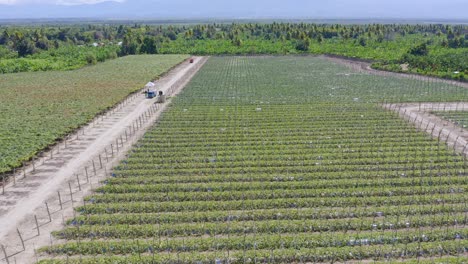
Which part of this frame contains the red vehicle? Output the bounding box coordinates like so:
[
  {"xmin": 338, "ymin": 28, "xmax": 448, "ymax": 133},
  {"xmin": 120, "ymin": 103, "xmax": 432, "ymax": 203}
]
[{"xmin": 189, "ymin": 58, "xmax": 194, "ymax": 63}]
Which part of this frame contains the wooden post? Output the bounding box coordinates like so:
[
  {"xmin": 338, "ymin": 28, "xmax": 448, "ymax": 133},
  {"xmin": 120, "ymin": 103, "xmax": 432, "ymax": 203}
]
[
  {"xmin": 437, "ymin": 129, "xmax": 443, "ymax": 142},
  {"xmin": 453, "ymin": 136, "xmax": 460, "ymax": 151},
  {"xmin": 34, "ymin": 215, "xmax": 40, "ymax": 236},
  {"xmin": 1, "ymin": 244, "xmax": 9, "ymax": 264},
  {"xmin": 462, "ymin": 143, "xmax": 468, "ymax": 155},
  {"xmin": 445, "ymin": 131, "xmax": 452, "ymax": 144},
  {"xmin": 23, "ymin": 162, "xmax": 26, "ymax": 178},
  {"xmin": 85, "ymin": 169, "xmax": 90, "ymax": 183},
  {"xmin": 45, "ymin": 202, "xmax": 52, "ymax": 222},
  {"xmin": 93, "ymin": 160, "xmax": 97, "ymax": 176},
  {"xmin": 16, "ymin": 229, "xmax": 25, "ymax": 251},
  {"xmin": 105, "ymin": 148, "xmax": 109, "ymax": 162},
  {"xmin": 57, "ymin": 191, "xmax": 63, "ymax": 210},
  {"xmin": 431, "ymin": 124, "xmax": 436, "ymax": 135},
  {"xmin": 68, "ymin": 182, "xmax": 74, "ymax": 207},
  {"xmin": 85, "ymin": 167, "xmax": 89, "ymax": 181},
  {"xmin": 49, "ymin": 234, "xmax": 53, "ymax": 247},
  {"xmin": 76, "ymin": 174, "xmax": 81, "ymax": 191}
]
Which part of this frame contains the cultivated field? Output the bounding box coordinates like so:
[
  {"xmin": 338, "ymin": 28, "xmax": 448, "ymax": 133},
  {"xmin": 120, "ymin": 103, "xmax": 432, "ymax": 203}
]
[
  {"xmin": 0, "ymin": 55, "xmax": 189, "ymax": 174},
  {"xmin": 38, "ymin": 56, "xmax": 467, "ymax": 263},
  {"xmin": 433, "ymin": 111, "xmax": 468, "ymax": 129}
]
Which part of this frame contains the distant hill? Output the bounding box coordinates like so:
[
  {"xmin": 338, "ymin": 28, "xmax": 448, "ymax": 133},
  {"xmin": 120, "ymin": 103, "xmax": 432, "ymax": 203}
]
[{"xmin": 0, "ymin": 0, "xmax": 467, "ymax": 20}]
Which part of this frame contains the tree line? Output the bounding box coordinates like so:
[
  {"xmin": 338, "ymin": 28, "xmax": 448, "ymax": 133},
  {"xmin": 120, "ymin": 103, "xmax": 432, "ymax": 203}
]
[{"xmin": 0, "ymin": 22, "xmax": 466, "ymax": 80}]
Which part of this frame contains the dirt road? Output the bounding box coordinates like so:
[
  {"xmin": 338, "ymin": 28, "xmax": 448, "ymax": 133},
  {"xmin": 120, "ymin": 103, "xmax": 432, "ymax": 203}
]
[
  {"xmin": 323, "ymin": 55, "xmax": 468, "ymax": 154},
  {"xmin": 384, "ymin": 102, "xmax": 468, "ymax": 156},
  {"xmin": 0, "ymin": 56, "xmax": 208, "ymax": 264},
  {"xmin": 322, "ymin": 55, "xmax": 468, "ymax": 89}
]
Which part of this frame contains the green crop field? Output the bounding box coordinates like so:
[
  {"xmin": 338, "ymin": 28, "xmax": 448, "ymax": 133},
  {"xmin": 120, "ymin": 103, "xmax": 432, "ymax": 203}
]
[
  {"xmin": 432, "ymin": 111, "xmax": 468, "ymax": 129},
  {"xmin": 39, "ymin": 57, "xmax": 468, "ymax": 263},
  {"xmin": 0, "ymin": 54, "xmax": 189, "ymax": 174}
]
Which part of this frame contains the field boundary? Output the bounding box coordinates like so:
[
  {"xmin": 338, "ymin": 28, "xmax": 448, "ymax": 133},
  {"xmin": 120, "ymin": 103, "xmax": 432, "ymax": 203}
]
[
  {"xmin": 323, "ymin": 55, "xmax": 468, "ymax": 89},
  {"xmin": 0, "ymin": 55, "xmax": 191, "ymax": 180},
  {"xmin": 0, "ymin": 56, "xmax": 208, "ymax": 264},
  {"xmin": 383, "ymin": 102, "xmax": 468, "ymax": 157}
]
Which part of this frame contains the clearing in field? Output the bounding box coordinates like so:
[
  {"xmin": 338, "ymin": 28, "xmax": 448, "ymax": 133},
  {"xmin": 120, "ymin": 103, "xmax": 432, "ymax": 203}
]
[
  {"xmin": 0, "ymin": 54, "xmax": 188, "ymax": 174},
  {"xmin": 38, "ymin": 57, "xmax": 467, "ymax": 263}
]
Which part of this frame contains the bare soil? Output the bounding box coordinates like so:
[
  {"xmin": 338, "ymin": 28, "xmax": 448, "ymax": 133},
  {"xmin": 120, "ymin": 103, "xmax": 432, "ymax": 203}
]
[
  {"xmin": 0, "ymin": 56, "xmax": 208, "ymax": 264},
  {"xmin": 321, "ymin": 55, "xmax": 468, "ymax": 89}
]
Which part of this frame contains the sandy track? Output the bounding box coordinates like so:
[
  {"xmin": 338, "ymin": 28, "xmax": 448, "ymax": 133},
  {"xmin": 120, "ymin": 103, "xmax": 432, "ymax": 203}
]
[
  {"xmin": 322, "ymin": 55, "xmax": 468, "ymax": 89},
  {"xmin": 0, "ymin": 56, "xmax": 208, "ymax": 263},
  {"xmin": 384, "ymin": 102, "xmax": 468, "ymax": 156}
]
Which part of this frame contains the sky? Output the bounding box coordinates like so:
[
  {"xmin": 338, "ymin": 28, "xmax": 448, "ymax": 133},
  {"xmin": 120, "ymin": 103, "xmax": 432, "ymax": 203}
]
[{"xmin": 0, "ymin": 0, "xmax": 467, "ymax": 20}]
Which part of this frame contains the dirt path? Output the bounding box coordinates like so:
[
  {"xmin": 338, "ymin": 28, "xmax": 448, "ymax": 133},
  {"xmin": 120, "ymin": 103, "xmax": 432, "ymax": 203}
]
[
  {"xmin": 324, "ymin": 55, "xmax": 468, "ymax": 155},
  {"xmin": 321, "ymin": 55, "xmax": 468, "ymax": 89},
  {"xmin": 0, "ymin": 56, "xmax": 208, "ymax": 264},
  {"xmin": 383, "ymin": 102, "xmax": 468, "ymax": 156}
]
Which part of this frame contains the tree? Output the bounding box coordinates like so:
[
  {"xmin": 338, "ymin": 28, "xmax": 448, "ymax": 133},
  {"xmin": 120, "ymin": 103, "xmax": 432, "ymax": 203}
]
[
  {"xmin": 316, "ymin": 34, "xmax": 324, "ymax": 43},
  {"xmin": 85, "ymin": 53, "xmax": 97, "ymax": 65},
  {"xmin": 120, "ymin": 32, "xmax": 140, "ymax": 55},
  {"xmin": 358, "ymin": 37, "xmax": 367, "ymax": 47},
  {"xmin": 408, "ymin": 43, "xmax": 429, "ymax": 56},
  {"xmin": 295, "ymin": 38, "xmax": 310, "ymax": 51},
  {"xmin": 35, "ymin": 37, "xmax": 50, "ymax": 50},
  {"xmin": 165, "ymin": 31, "xmax": 177, "ymax": 41},
  {"xmin": 448, "ymin": 37, "xmax": 466, "ymax": 48},
  {"xmin": 140, "ymin": 37, "xmax": 158, "ymax": 54},
  {"xmin": 0, "ymin": 29, "xmax": 10, "ymax": 45},
  {"xmin": 232, "ymin": 37, "xmax": 243, "ymax": 47},
  {"xmin": 93, "ymin": 31, "xmax": 104, "ymax": 40},
  {"xmin": 32, "ymin": 29, "xmax": 42, "ymax": 42},
  {"xmin": 16, "ymin": 38, "xmax": 36, "ymax": 57},
  {"xmin": 441, "ymin": 39, "xmax": 449, "ymax": 47},
  {"xmin": 57, "ymin": 29, "xmax": 69, "ymax": 42}
]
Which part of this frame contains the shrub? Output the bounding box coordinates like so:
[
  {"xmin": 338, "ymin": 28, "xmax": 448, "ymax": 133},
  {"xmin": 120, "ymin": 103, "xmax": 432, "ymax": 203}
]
[{"xmin": 85, "ymin": 53, "xmax": 97, "ymax": 65}]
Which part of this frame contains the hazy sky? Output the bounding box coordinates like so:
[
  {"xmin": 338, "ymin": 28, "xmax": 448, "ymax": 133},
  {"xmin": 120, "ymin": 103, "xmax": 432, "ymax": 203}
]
[{"xmin": 0, "ymin": 0, "xmax": 467, "ymax": 20}]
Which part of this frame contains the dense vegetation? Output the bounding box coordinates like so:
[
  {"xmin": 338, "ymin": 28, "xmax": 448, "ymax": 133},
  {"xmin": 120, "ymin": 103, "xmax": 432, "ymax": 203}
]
[
  {"xmin": 0, "ymin": 54, "xmax": 188, "ymax": 174},
  {"xmin": 38, "ymin": 57, "xmax": 468, "ymax": 263},
  {"xmin": 1, "ymin": 23, "xmax": 466, "ymax": 80},
  {"xmin": 0, "ymin": 45, "xmax": 119, "ymax": 73}
]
